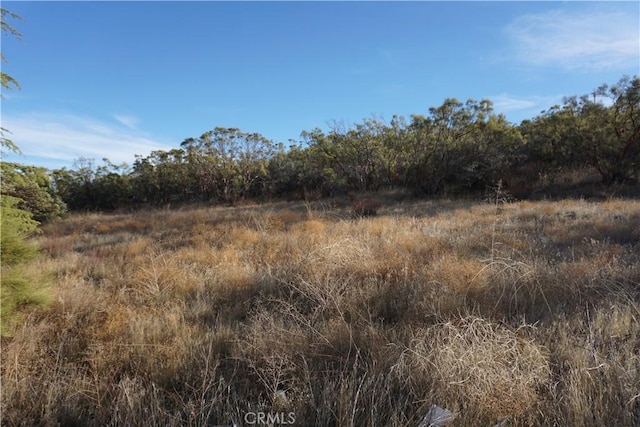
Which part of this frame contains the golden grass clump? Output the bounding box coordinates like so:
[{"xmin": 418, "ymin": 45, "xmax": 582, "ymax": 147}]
[
  {"xmin": 426, "ymin": 317, "xmax": 550, "ymax": 421},
  {"xmin": 544, "ymin": 303, "xmax": 640, "ymax": 426}
]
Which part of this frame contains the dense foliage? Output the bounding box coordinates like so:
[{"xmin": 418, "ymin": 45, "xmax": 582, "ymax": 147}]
[
  {"xmin": 46, "ymin": 76, "xmax": 638, "ymax": 211},
  {"xmin": 1, "ymin": 162, "xmax": 66, "ymax": 221},
  {"xmin": 521, "ymin": 76, "xmax": 640, "ymax": 184}
]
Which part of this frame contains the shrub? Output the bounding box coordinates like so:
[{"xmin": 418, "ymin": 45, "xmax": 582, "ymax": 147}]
[{"xmin": 0, "ymin": 195, "xmax": 50, "ymax": 335}]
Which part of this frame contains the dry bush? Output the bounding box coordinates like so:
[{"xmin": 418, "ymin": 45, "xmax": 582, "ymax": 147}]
[
  {"xmin": 393, "ymin": 317, "xmax": 551, "ymax": 425},
  {"xmin": 350, "ymin": 198, "xmax": 382, "ymax": 218}
]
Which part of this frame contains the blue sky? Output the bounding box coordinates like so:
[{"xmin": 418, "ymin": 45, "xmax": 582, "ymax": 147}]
[{"xmin": 2, "ymin": 1, "xmax": 639, "ymax": 170}]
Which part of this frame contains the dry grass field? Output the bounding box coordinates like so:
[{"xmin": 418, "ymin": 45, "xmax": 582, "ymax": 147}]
[{"xmin": 2, "ymin": 195, "xmax": 639, "ymax": 426}]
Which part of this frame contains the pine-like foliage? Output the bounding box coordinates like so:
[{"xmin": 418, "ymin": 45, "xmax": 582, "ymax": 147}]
[{"xmin": 0, "ymin": 195, "xmax": 50, "ymax": 335}]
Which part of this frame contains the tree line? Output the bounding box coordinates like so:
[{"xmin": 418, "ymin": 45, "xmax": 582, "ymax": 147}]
[{"xmin": 3, "ymin": 75, "xmax": 639, "ymax": 218}]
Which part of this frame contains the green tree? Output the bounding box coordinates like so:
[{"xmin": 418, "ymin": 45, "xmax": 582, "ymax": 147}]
[
  {"xmin": 300, "ymin": 128, "xmax": 348, "ymax": 195},
  {"xmin": 268, "ymin": 142, "xmax": 323, "ymax": 198},
  {"xmin": 1, "ymin": 8, "xmax": 51, "ymax": 336},
  {"xmin": 301, "ymin": 119, "xmax": 391, "ymax": 194},
  {"xmin": 51, "ymin": 157, "xmax": 98, "ymax": 210},
  {"xmin": 1, "ymin": 7, "xmax": 22, "ymax": 154},
  {"xmin": 519, "ymin": 104, "xmax": 580, "ymax": 172},
  {"xmin": 379, "ymin": 115, "xmax": 412, "ymax": 188},
  {"xmin": 521, "ymin": 76, "xmax": 639, "ymax": 184},
  {"xmin": 463, "ymin": 109, "xmax": 524, "ymax": 189},
  {"xmin": 426, "ymin": 98, "xmax": 487, "ymax": 193},
  {"xmin": 342, "ymin": 118, "xmax": 388, "ymax": 191},
  {"xmin": 93, "ymin": 159, "xmax": 134, "ymax": 209},
  {"xmin": 406, "ymin": 99, "xmax": 521, "ymax": 194},
  {"xmin": 130, "ymin": 150, "xmax": 191, "ymax": 205},
  {"xmin": 592, "ymin": 75, "xmax": 640, "ymax": 183},
  {"xmin": 1, "ymin": 162, "xmax": 66, "ymax": 221},
  {"xmin": 53, "ymin": 158, "xmax": 136, "ymax": 210},
  {"xmin": 181, "ymin": 127, "xmax": 275, "ymax": 203}
]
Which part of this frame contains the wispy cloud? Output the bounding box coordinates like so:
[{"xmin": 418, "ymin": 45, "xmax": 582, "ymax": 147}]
[
  {"xmin": 2, "ymin": 112, "xmax": 173, "ymax": 169},
  {"xmin": 504, "ymin": 7, "xmax": 639, "ymax": 71},
  {"xmin": 113, "ymin": 114, "xmax": 139, "ymax": 130},
  {"xmin": 491, "ymin": 94, "xmax": 562, "ymax": 113},
  {"xmin": 488, "ymin": 93, "xmax": 566, "ymax": 123}
]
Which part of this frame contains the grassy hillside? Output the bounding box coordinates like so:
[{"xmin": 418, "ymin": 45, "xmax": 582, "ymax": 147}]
[{"xmin": 2, "ymin": 196, "xmax": 639, "ymax": 426}]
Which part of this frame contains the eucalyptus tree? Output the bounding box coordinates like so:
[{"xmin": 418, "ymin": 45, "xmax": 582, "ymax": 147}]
[
  {"xmin": 407, "ymin": 98, "xmax": 522, "ymax": 194},
  {"xmin": 131, "ymin": 149, "xmax": 191, "ymax": 205},
  {"xmin": 181, "ymin": 127, "xmax": 276, "ymax": 202},
  {"xmin": 267, "ymin": 142, "xmax": 316, "ymax": 198},
  {"xmin": 592, "ymin": 75, "xmax": 639, "ymax": 183},
  {"xmin": 379, "ymin": 114, "xmax": 412, "ymax": 188},
  {"xmin": 521, "ymin": 76, "xmax": 639, "ymax": 184}
]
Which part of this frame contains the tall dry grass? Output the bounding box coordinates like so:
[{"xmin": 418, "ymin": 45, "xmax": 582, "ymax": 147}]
[{"xmin": 2, "ymin": 197, "xmax": 639, "ymax": 426}]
